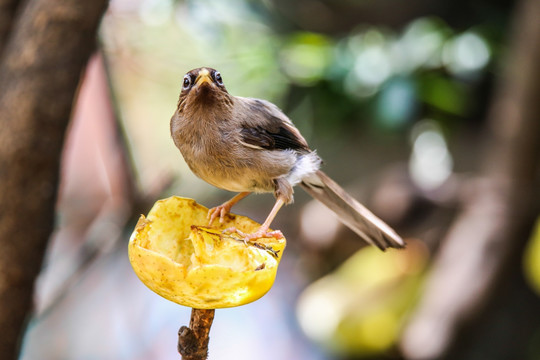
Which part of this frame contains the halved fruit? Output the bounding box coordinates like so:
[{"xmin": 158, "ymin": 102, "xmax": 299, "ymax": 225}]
[{"xmin": 128, "ymin": 196, "xmax": 286, "ymax": 309}]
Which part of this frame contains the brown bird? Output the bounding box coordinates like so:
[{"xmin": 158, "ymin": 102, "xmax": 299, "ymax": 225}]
[{"xmin": 170, "ymin": 67, "xmax": 404, "ymax": 250}]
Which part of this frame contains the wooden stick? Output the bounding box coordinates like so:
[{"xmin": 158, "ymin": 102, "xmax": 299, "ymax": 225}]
[{"xmin": 178, "ymin": 309, "xmax": 215, "ymax": 360}]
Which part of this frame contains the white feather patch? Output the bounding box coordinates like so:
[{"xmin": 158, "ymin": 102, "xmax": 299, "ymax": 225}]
[{"xmin": 287, "ymin": 152, "xmax": 321, "ymax": 186}]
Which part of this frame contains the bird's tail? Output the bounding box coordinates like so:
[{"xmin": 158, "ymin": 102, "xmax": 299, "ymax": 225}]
[{"xmin": 300, "ymin": 170, "xmax": 405, "ymax": 250}]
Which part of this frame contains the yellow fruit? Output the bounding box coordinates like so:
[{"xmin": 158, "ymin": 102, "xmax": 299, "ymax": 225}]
[{"xmin": 128, "ymin": 196, "xmax": 286, "ymax": 309}]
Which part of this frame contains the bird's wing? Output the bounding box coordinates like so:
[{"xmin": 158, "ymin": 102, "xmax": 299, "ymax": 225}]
[{"xmin": 238, "ymin": 97, "xmax": 310, "ymax": 152}]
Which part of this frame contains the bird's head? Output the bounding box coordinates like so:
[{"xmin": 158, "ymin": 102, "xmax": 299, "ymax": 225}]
[{"xmin": 177, "ymin": 67, "xmax": 231, "ymax": 115}]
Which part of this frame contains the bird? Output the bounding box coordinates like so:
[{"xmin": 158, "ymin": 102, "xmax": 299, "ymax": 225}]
[{"xmin": 170, "ymin": 67, "xmax": 404, "ymax": 250}]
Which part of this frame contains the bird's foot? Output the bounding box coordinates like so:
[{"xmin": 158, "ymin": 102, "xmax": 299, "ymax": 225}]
[
  {"xmin": 207, "ymin": 203, "xmax": 232, "ymax": 225},
  {"xmin": 223, "ymin": 227, "xmax": 284, "ymax": 245}
]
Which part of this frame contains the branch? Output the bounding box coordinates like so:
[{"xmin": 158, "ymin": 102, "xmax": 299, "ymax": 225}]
[
  {"xmin": 178, "ymin": 309, "xmax": 215, "ymax": 360},
  {"xmin": 400, "ymin": 0, "xmax": 540, "ymax": 358}
]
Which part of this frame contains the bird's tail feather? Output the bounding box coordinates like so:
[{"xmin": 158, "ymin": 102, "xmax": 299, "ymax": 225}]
[{"xmin": 300, "ymin": 170, "xmax": 404, "ymax": 250}]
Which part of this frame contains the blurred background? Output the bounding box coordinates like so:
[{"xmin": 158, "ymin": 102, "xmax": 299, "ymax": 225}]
[{"xmin": 1, "ymin": 0, "xmax": 538, "ymax": 359}]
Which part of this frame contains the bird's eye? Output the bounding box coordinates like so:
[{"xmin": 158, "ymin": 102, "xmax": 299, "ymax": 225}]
[
  {"xmin": 182, "ymin": 75, "xmax": 191, "ymax": 90},
  {"xmin": 214, "ymin": 71, "xmax": 223, "ymax": 85}
]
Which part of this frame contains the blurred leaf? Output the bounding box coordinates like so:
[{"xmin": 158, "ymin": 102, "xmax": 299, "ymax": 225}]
[
  {"xmin": 280, "ymin": 32, "xmax": 333, "ymax": 85},
  {"xmin": 376, "ymin": 76, "xmax": 418, "ymax": 129},
  {"xmin": 296, "ymin": 240, "xmax": 429, "ymax": 357},
  {"xmin": 523, "ymin": 219, "xmax": 540, "ymax": 297},
  {"xmin": 419, "ymin": 73, "xmax": 468, "ymax": 115}
]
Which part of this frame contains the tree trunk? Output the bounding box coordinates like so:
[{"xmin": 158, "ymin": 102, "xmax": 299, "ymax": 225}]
[
  {"xmin": 401, "ymin": 0, "xmax": 540, "ymax": 357},
  {"xmin": 0, "ymin": 0, "xmax": 108, "ymax": 358}
]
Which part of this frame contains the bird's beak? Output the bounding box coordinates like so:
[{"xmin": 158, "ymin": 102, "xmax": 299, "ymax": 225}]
[{"xmin": 195, "ymin": 70, "xmax": 213, "ymax": 87}]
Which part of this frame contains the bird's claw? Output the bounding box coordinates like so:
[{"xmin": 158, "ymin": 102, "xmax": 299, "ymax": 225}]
[
  {"xmin": 207, "ymin": 204, "xmax": 231, "ymax": 225},
  {"xmin": 223, "ymin": 226, "xmax": 283, "ymax": 245}
]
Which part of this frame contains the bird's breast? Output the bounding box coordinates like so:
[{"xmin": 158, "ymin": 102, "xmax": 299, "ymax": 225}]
[{"xmin": 176, "ymin": 136, "xmax": 273, "ymax": 193}]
